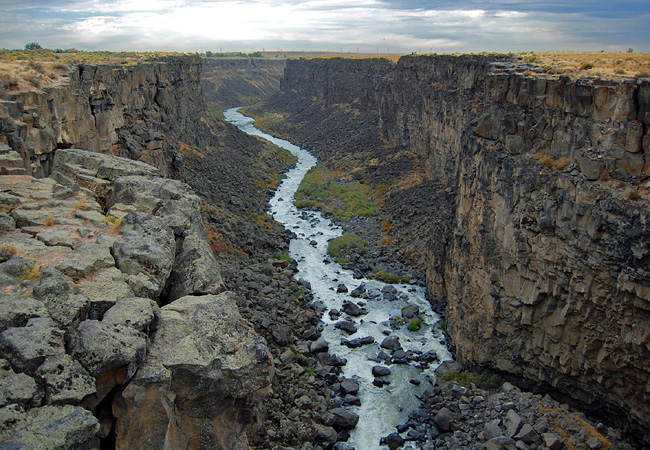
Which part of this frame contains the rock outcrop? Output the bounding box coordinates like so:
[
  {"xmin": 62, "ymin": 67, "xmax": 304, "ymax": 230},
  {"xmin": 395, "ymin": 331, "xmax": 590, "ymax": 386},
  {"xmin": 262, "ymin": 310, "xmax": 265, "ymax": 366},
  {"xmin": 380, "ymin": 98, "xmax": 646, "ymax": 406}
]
[
  {"xmin": 0, "ymin": 149, "xmax": 267, "ymax": 448},
  {"xmin": 113, "ymin": 293, "xmax": 272, "ymax": 450},
  {"xmin": 201, "ymin": 57, "xmax": 285, "ymax": 108},
  {"xmin": 0, "ymin": 56, "xmax": 207, "ymax": 177},
  {"xmin": 265, "ymin": 55, "xmax": 650, "ymax": 442}
]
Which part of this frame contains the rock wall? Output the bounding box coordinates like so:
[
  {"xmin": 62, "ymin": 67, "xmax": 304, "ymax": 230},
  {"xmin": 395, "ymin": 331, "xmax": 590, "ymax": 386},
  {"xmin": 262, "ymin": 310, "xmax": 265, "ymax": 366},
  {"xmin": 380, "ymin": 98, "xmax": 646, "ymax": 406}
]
[
  {"xmin": 272, "ymin": 55, "xmax": 650, "ymax": 440},
  {"xmin": 202, "ymin": 57, "xmax": 285, "ymax": 108},
  {"xmin": 0, "ymin": 56, "xmax": 207, "ymax": 177}
]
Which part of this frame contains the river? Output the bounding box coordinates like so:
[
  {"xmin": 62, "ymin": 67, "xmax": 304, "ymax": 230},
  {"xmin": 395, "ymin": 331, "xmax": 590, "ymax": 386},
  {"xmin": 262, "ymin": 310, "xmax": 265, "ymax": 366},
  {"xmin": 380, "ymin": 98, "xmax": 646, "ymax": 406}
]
[{"xmin": 224, "ymin": 107, "xmax": 451, "ymax": 450}]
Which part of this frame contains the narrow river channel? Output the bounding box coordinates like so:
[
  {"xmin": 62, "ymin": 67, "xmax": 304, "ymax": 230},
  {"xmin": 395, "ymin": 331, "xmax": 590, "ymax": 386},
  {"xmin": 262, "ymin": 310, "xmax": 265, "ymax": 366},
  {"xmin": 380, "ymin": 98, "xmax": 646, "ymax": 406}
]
[{"xmin": 224, "ymin": 108, "xmax": 452, "ymax": 450}]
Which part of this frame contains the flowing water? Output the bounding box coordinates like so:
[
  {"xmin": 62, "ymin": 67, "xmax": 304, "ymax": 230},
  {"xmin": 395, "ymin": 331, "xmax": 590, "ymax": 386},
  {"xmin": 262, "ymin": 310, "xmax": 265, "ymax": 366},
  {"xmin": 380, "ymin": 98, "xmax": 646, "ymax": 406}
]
[{"xmin": 224, "ymin": 107, "xmax": 452, "ymax": 449}]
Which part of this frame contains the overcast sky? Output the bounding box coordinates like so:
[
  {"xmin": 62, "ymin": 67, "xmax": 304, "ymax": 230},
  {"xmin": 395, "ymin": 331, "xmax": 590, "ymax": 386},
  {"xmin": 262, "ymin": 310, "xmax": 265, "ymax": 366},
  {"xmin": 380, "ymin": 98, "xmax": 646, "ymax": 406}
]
[{"xmin": 0, "ymin": 0, "xmax": 648, "ymax": 54}]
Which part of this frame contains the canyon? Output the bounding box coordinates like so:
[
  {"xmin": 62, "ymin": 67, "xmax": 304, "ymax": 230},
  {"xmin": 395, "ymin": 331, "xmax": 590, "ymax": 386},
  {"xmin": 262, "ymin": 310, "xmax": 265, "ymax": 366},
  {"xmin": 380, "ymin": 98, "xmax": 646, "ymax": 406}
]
[
  {"xmin": 259, "ymin": 54, "xmax": 650, "ymax": 444},
  {"xmin": 0, "ymin": 52, "xmax": 648, "ymax": 449}
]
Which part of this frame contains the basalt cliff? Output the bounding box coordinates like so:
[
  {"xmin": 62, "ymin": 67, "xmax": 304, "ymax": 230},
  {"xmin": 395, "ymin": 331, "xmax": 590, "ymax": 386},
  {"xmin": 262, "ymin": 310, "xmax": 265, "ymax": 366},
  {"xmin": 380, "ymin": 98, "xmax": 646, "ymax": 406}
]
[{"xmin": 261, "ymin": 55, "xmax": 650, "ymax": 443}]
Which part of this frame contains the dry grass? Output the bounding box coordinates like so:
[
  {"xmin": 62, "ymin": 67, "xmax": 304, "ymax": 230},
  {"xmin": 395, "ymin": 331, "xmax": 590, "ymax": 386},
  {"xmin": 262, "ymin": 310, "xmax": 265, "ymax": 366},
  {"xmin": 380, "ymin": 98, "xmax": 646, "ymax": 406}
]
[
  {"xmin": 303, "ymin": 51, "xmax": 650, "ymax": 80},
  {"xmin": 0, "ymin": 59, "xmax": 70, "ymax": 97},
  {"xmin": 0, "ymin": 48, "xmax": 191, "ymax": 98},
  {"xmin": 304, "ymin": 54, "xmax": 402, "ymax": 62},
  {"xmin": 19, "ymin": 263, "xmax": 44, "ymax": 282},
  {"xmin": 106, "ymin": 215, "xmax": 123, "ymax": 234},
  {"xmin": 0, "ymin": 244, "xmax": 17, "ymax": 262},
  {"xmin": 75, "ymin": 198, "xmax": 91, "ymax": 211},
  {"xmin": 519, "ymin": 51, "xmax": 650, "ymax": 80},
  {"xmin": 44, "ymin": 215, "xmax": 55, "ymax": 226},
  {"xmin": 627, "ymin": 187, "xmax": 642, "ymax": 200},
  {"xmin": 534, "ymin": 150, "xmax": 572, "ymax": 171},
  {"xmin": 0, "ymin": 48, "xmax": 188, "ymax": 65}
]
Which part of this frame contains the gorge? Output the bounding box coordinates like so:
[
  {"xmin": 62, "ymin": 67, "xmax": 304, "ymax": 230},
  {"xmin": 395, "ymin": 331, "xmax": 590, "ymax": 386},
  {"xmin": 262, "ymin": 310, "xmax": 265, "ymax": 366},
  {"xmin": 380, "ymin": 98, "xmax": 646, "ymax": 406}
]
[
  {"xmin": 257, "ymin": 54, "xmax": 650, "ymax": 445},
  {"xmin": 0, "ymin": 53, "xmax": 648, "ymax": 449}
]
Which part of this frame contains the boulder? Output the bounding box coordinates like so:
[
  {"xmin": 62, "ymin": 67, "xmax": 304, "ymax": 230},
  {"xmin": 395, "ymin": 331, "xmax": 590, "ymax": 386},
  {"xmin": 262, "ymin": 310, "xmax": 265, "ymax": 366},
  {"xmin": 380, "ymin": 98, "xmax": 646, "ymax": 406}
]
[
  {"xmin": 272, "ymin": 324, "xmax": 292, "ymax": 346},
  {"xmin": 113, "ymin": 293, "xmax": 272, "ymax": 450},
  {"xmin": 69, "ymin": 318, "xmax": 148, "ymax": 409},
  {"xmin": 341, "ymin": 336, "xmax": 375, "ymax": 348},
  {"xmin": 112, "ymin": 212, "xmax": 175, "ymax": 299},
  {"xmin": 380, "ymin": 335, "xmax": 402, "ymax": 351},
  {"xmin": 334, "ymin": 320, "xmax": 358, "ymax": 335},
  {"xmin": 32, "ymin": 269, "xmax": 90, "ymax": 330},
  {"xmin": 542, "ymin": 432, "xmax": 564, "ymax": 450},
  {"xmin": 382, "ymin": 285, "xmax": 398, "ymax": 301},
  {"xmin": 486, "ymin": 436, "xmax": 518, "ymax": 450},
  {"xmin": 329, "ymin": 408, "xmax": 359, "ymax": 430},
  {"xmin": 513, "ymin": 423, "xmax": 539, "ymax": 443},
  {"xmin": 340, "ymin": 378, "xmax": 359, "ymax": 395},
  {"xmin": 342, "ymin": 301, "xmax": 362, "ymax": 316},
  {"xmin": 101, "ymin": 297, "xmax": 160, "ymax": 333},
  {"xmin": 35, "ymin": 354, "xmax": 96, "ymax": 405},
  {"xmin": 0, "ymin": 359, "xmax": 43, "ymax": 407},
  {"xmin": 434, "ymin": 407, "xmax": 454, "ymax": 431},
  {"xmin": 75, "ymin": 267, "xmax": 134, "ymax": 318},
  {"xmin": 350, "ymin": 283, "xmax": 365, "ymax": 297},
  {"xmin": 401, "ymin": 303, "xmax": 419, "ymax": 320},
  {"xmin": 506, "ymin": 409, "xmax": 523, "ymax": 437},
  {"xmin": 314, "ymin": 424, "xmax": 338, "ymax": 445},
  {"xmin": 372, "ymin": 365, "xmax": 391, "ymax": 377},
  {"xmin": 166, "ymin": 230, "xmax": 224, "ymax": 301},
  {"xmin": 381, "ymin": 432, "xmax": 405, "ymax": 450},
  {"xmin": 55, "ymin": 242, "xmax": 115, "ymax": 279},
  {"xmin": 110, "ymin": 176, "xmax": 223, "ymax": 300},
  {"xmin": 310, "ymin": 339, "xmax": 329, "ymax": 353},
  {"xmin": 0, "ymin": 405, "xmax": 100, "ymax": 449},
  {"xmin": 0, "ymin": 317, "xmax": 65, "ymax": 374},
  {"xmin": 485, "ymin": 419, "xmax": 504, "ymax": 439},
  {"xmin": 53, "ymin": 148, "xmax": 159, "ymax": 182},
  {"xmin": 0, "ymin": 294, "xmax": 48, "ymax": 332}
]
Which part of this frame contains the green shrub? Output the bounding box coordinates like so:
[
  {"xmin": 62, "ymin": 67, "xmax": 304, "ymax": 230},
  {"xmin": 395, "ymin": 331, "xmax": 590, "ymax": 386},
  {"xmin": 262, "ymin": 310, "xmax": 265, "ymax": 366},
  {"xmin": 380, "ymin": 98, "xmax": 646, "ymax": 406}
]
[
  {"xmin": 275, "ymin": 250, "xmax": 291, "ymax": 262},
  {"xmin": 407, "ymin": 318, "xmax": 422, "ymax": 331},
  {"xmin": 294, "ymin": 199, "xmax": 318, "ymax": 209},
  {"xmin": 294, "ymin": 164, "xmax": 384, "ymax": 219},
  {"xmin": 327, "ymin": 232, "xmax": 367, "ymax": 257},
  {"xmin": 373, "ymin": 270, "xmax": 400, "ymax": 284},
  {"xmin": 400, "ymin": 275, "xmax": 411, "ymax": 284},
  {"xmin": 579, "ymin": 62, "xmax": 594, "ymax": 70},
  {"xmin": 439, "ymin": 369, "xmax": 502, "ymax": 390}
]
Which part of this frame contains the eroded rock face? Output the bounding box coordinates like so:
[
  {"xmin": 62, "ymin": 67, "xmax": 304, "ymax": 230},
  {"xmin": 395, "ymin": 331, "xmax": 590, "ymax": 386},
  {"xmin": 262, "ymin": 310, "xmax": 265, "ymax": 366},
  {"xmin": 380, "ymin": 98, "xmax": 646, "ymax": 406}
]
[
  {"xmin": 271, "ymin": 55, "xmax": 650, "ymax": 440},
  {"xmin": 0, "ymin": 56, "xmax": 206, "ymax": 178},
  {"xmin": 113, "ymin": 292, "xmax": 273, "ymax": 450},
  {"xmin": 0, "ymin": 148, "xmax": 238, "ymax": 447},
  {"xmin": 110, "ymin": 175, "xmax": 224, "ymax": 300},
  {"xmin": 112, "ymin": 212, "xmax": 176, "ymax": 299}
]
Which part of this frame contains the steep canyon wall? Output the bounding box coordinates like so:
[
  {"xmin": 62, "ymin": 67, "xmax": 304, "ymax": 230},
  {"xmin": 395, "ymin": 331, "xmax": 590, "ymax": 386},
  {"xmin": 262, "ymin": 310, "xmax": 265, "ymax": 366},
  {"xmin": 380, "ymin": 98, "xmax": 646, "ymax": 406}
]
[
  {"xmin": 201, "ymin": 57, "xmax": 285, "ymax": 108},
  {"xmin": 1, "ymin": 56, "xmax": 207, "ymax": 177},
  {"xmin": 274, "ymin": 55, "xmax": 650, "ymax": 439}
]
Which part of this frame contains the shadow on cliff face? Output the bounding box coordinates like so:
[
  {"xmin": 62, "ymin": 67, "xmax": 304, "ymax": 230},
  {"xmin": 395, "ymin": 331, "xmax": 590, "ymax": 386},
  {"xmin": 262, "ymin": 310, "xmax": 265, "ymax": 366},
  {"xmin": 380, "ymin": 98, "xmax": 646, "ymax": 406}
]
[{"xmin": 253, "ymin": 54, "xmax": 650, "ymax": 447}]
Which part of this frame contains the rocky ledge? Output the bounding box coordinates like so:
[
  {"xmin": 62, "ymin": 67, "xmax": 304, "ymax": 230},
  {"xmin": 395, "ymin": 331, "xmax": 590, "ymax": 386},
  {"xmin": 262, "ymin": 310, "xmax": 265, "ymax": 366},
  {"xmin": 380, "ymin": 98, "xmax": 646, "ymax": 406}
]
[{"xmin": 0, "ymin": 149, "xmax": 272, "ymax": 449}]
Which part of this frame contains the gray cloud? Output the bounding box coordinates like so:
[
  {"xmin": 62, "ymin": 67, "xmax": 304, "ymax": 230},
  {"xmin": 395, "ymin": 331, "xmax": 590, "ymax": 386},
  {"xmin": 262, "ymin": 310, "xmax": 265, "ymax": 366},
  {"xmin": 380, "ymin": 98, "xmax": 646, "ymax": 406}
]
[{"xmin": 0, "ymin": 0, "xmax": 647, "ymax": 53}]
